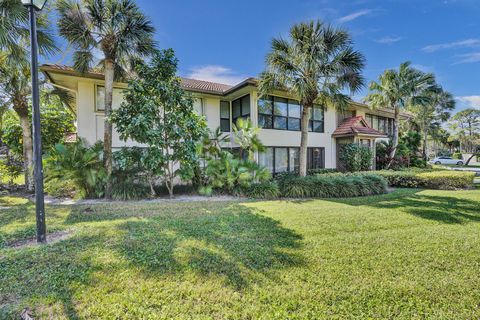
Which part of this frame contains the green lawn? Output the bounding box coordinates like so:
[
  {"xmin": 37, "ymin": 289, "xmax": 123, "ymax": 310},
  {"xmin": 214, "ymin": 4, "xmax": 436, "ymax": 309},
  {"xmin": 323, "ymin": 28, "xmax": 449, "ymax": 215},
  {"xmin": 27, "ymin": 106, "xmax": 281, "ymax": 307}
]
[{"xmin": 1, "ymin": 189, "xmax": 480, "ymax": 319}]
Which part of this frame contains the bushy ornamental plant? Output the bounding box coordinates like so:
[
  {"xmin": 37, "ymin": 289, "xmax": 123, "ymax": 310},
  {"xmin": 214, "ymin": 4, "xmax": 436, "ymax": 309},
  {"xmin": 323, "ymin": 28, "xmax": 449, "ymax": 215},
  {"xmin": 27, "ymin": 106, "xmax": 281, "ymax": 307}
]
[
  {"xmin": 339, "ymin": 143, "xmax": 373, "ymax": 172},
  {"xmin": 44, "ymin": 139, "xmax": 106, "ymax": 199}
]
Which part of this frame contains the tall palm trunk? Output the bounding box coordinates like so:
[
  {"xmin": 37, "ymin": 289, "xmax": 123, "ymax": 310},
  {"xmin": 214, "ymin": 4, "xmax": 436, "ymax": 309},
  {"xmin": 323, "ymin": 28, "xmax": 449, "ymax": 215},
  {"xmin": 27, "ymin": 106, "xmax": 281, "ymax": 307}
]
[
  {"xmin": 13, "ymin": 102, "xmax": 34, "ymax": 191},
  {"xmin": 422, "ymin": 123, "xmax": 428, "ymax": 161},
  {"xmin": 299, "ymin": 104, "xmax": 311, "ymax": 177},
  {"xmin": 386, "ymin": 107, "xmax": 400, "ymax": 169},
  {"xmin": 103, "ymin": 59, "xmax": 114, "ymax": 199}
]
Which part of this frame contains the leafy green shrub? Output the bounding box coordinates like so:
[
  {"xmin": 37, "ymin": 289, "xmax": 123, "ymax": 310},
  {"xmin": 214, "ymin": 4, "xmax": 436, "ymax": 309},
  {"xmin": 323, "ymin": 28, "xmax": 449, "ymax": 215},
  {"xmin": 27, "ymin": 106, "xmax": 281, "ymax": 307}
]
[
  {"xmin": 376, "ymin": 169, "xmax": 475, "ymax": 190},
  {"xmin": 205, "ymin": 151, "xmax": 271, "ymax": 193},
  {"xmin": 198, "ymin": 185, "xmax": 213, "ymax": 197},
  {"xmin": 279, "ymin": 173, "xmax": 387, "ymax": 198},
  {"xmin": 44, "ymin": 139, "xmax": 106, "ymax": 199},
  {"xmin": 452, "ymin": 152, "xmax": 463, "ymax": 160},
  {"xmin": 0, "ymin": 156, "xmax": 22, "ymax": 185},
  {"xmin": 416, "ymin": 171, "xmax": 475, "ymax": 190},
  {"xmin": 112, "ymin": 147, "xmax": 153, "ymax": 200},
  {"xmin": 340, "ymin": 143, "xmax": 373, "ymax": 172},
  {"xmin": 240, "ymin": 181, "xmax": 280, "ymax": 199},
  {"xmin": 44, "ymin": 178, "xmax": 77, "ymax": 198},
  {"xmin": 307, "ymin": 168, "xmax": 337, "ymax": 175},
  {"xmin": 111, "ymin": 180, "xmax": 150, "ymax": 201}
]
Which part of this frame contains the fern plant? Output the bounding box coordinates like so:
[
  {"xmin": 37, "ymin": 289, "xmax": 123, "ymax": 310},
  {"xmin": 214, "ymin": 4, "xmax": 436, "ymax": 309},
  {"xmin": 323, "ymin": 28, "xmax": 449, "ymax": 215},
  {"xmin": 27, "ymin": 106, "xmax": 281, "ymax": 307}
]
[{"xmin": 44, "ymin": 138, "xmax": 106, "ymax": 199}]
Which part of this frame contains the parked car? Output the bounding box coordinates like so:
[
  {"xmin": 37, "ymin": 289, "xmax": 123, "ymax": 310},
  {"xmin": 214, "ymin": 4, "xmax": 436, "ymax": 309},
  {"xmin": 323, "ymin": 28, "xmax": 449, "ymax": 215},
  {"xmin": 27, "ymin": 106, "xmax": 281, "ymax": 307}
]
[{"xmin": 429, "ymin": 156, "xmax": 464, "ymax": 165}]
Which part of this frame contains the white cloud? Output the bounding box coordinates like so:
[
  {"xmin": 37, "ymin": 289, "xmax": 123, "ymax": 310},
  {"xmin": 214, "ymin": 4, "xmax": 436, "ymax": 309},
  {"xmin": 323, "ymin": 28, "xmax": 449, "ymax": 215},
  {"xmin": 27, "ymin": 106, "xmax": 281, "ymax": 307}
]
[
  {"xmin": 375, "ymin": 36, "xmax": 403, "ymax": 44},
  {"xmin": 454, "ymin": 52, "xmax": 480, "ymax": 64},
  {"xmin": 337, "ymin": 9, "xmax": 372, "ymax": 23},
  {"xmin": 186, "ymin": 65, "xmax": 245, "ymax": 85},
  {"xmin": 422, "ymin": 38, "xmax": 480, "ymax": 52},
  {"xmin": 411, "ymin": 64, "xmax": 433, "ymax": 73},
  {"xmin": 456, "ymin": 96, "xmax": 480, "ymax": 109}
]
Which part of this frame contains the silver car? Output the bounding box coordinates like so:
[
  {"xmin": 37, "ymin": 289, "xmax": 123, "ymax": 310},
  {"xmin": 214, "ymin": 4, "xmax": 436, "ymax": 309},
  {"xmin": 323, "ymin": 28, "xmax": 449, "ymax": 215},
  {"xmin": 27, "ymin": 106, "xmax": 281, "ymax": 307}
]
[{"xmin": 430, "ymin": 156, "xmax": 464, "ymax": 165}]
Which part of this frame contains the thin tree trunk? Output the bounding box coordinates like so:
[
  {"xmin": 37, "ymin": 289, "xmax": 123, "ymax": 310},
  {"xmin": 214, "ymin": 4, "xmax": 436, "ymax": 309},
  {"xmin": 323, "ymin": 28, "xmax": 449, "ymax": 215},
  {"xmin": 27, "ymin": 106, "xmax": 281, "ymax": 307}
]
[
  {"xmin": 423, "ymin": 126, "xmax": 428, "ymax": 161},
  {"xmin": 386, "ymin": 107, "xmax": 400, "ymax": 169},
  {"xmin": 103, "ymin": 59, "xmax": 115, "ymax": 199},
  {"xmin": 14, "ymin": 103, "xmax": 34, "ymax": 191},
  {"xmin": 299, "ymin": 104, "xmax": 311, "ymax": 177}
]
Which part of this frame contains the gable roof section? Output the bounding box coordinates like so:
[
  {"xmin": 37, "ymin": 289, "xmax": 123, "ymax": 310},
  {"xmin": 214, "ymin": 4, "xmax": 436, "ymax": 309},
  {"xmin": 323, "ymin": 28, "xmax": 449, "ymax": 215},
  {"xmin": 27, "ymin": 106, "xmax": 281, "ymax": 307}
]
[
  {"xmin": 40, "ymin": 64, "xmax": 256, "ymax": 95},
  {"xmin": 332, "ymin": 116, "xmax": 387, "ymax": 137}
]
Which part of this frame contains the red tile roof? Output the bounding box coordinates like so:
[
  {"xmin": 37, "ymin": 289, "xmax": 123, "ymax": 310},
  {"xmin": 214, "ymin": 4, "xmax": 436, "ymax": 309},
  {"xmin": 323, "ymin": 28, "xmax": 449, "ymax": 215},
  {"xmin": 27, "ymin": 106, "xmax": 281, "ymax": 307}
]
[
  {"xmin": 332, "ymin": 116, "xmax": 387, "ymax": 137},
  {"xmin": 41, "ymin": 64, "xmax": 238, "ymax": 95},
  {"xmin": 180, "ymin": 77, "xmax": 232, "ymax": 94}
]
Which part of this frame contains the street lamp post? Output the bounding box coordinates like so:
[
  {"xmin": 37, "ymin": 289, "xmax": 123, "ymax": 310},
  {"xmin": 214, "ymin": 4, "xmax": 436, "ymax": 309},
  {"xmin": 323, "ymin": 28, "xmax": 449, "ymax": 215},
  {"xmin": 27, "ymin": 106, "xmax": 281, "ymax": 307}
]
[{"xmin": 22, "ymin": 0, "xmax": 48, "ymax": 243}]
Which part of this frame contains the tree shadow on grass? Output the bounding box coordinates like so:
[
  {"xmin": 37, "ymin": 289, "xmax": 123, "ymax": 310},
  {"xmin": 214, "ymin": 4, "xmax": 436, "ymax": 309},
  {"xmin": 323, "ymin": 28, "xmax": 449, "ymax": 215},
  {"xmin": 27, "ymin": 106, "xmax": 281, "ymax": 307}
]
[
  {"xmin": 0, "ymin": 234, "xmax": 102, "ymax": 319},
  {"xmin": 114, "ymin": 203, "xmax": 304, "ymax": 290},
  {"xmin": 328, "ymin": 189, "xmax": 480, "ymax": 224},
  {"xmin": 1, "ymin": 202, "xmax": 303, "ymax": 317}
]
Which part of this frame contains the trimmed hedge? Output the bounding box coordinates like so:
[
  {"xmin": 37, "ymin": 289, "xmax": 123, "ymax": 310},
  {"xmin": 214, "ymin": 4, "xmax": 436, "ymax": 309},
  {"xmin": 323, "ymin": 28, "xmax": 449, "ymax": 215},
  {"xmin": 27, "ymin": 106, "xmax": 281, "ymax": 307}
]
[
  {"xmin": 278, "ymin": 173, "xmax": 387, "ymax": 198},
  {"xmin": 376, "ymin": 170, "xmax": 475, "ymax": 190},
  {"xmin": 241, "ymin": 181, "xmax": 280, "ymax": 199}
]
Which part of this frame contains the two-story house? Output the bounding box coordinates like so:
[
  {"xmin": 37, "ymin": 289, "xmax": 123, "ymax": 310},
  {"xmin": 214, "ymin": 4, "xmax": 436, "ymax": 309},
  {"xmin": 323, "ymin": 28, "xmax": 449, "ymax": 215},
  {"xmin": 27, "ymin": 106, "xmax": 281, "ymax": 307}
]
[{"xmin": 41, "ymin": 64, "xmax": 402, "ymax": 172}]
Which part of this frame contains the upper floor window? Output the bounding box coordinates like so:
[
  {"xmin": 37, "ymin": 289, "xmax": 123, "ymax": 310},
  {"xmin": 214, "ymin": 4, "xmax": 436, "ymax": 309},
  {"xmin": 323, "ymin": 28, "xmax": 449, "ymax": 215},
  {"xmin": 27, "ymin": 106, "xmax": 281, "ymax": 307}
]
[
  {"xmin": 258, "ymin": 96, "xmax": 324, "ymax": 132},
  {"xmin": 193, "ymin": 98, "xmax": 204, "ymax": 116},
  {"xmin": 309, "ymin": 105, "xmax": 324, "ymax": 133},
  {"xmin": 366, "ymin": 114, "xmax": 394, "ymax": 135},
  {"xmin": 95, "ymin": 85, "xmax": 124, "ymax": 112},
  {"xmin": 220, "ymin": 100, "xmax": 230, "ymax": 132},
  {"xmin": 232, "ymin": 94, "xmax": 250, "ymax": 125},
  {"xmin": 95, "ymin": 85, "xmax": 106, "ymax": 111},
  {"xmin": 258, "ymin": 96, "xmax": 301, "ymax": 131}
]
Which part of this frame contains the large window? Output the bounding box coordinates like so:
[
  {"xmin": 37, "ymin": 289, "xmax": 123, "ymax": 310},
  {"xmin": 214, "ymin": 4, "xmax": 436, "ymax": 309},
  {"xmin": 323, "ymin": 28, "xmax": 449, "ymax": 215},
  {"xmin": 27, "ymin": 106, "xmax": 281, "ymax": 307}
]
[
  {"xmin": 258, "ymin": 96, "xmax": 301, "ymax": 131},
  {"xmin": 258, "ymin": 147, "xmax": 325, "ymax": 173},
  {"xmin": 366, "ymin": 114, "xmax": 394, "ymax": 135},
  {"xmin": 232, "ymin": 94, "xmax": 250, "ymax": 125},
  {"xmin": 220, "ymin": 101, "xmax": 230, "ymax": 132}
]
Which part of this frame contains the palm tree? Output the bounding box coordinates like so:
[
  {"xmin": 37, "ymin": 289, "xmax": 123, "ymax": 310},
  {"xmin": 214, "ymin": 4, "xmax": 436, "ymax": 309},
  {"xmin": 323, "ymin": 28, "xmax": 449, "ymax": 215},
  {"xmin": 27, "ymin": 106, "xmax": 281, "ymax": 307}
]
[
  {"xmin": 57, "ymin": 0, "xmax": 156, "ymax": 198},
  {"xmin": 365, "ymin": 62, "xmax": 434, "ymax": 168},
  {"xmin": 0, "ymin": 0, "xmax": 57, "ymax": 190},
  {"xmin": 409, "ymin": 86, "xmax": 455, "ymax": 160},
  {"xmin": 232, "ymin": 118, "xmax": 265, "ymax": 161},
  {"xmin": 258, "ymin": 20, "xmax": 365, "ymax": 176}
]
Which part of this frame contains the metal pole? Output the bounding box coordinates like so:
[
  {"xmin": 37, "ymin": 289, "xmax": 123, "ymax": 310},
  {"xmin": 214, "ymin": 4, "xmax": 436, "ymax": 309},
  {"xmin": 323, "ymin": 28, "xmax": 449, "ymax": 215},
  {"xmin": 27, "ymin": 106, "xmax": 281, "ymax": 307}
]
[{"xmin": 28, "ymin": 5, "xmax": 46, "ymax": 243}]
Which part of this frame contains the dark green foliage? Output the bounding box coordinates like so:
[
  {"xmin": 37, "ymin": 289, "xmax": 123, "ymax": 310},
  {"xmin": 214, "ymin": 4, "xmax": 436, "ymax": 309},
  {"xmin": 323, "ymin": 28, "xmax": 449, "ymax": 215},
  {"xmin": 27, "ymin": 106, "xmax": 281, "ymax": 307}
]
[
  {"xmin": 204, "ymin": 151, "xmax": 271, "ymax": 194},
  {"xmin": 44, "ymin": 139, "xmax": 106, "ymax": 199},
  {"xmin": 279, "ymin": 173, "xmax": 387, "ymax": 198},
  {"xmin": 307, "ymin": 168, "xmax": 337, "ymax": 175},
  {"xmin": 44, "ymin": 178, "xmax": 77, "ymax": 198},
  {"xmin": 111, "ymin": 181, "xmax": 150, "ymax": 201},
  {"xmin": 376, "ymin": 169, "xmax": 475, "ymax": 190},
  {"xmin": 111, "ymin": 147, "xmax": 153, "ymax": 200},
  {"xmin": 339, "ymin": 143, "xmax": 373, "ymax": 172},
  {"xmin": 240, "ymin": 181, "xmax": 280, "ymax": 199},
  {"xmin": 110, "ymin": 49, "xmax": 208, "ymax": 198},
  {"xmin": 376, "ymin": 131, "xmax": 425, "ymax": 170},
  {"xmin": 1, "ymin": 96, "xmax": 75, "ymax": 156},
  {"xmin": 0, "ymin": 156, "xmax": 22, "ymax": 185}
]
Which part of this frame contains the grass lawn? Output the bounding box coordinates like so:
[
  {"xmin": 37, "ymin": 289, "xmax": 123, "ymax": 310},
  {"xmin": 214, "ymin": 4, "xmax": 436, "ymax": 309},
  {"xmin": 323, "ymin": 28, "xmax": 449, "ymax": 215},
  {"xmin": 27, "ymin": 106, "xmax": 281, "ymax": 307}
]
[{"xmin": 1, "ymin": 189, "xmax": 480, "ymax": 319}]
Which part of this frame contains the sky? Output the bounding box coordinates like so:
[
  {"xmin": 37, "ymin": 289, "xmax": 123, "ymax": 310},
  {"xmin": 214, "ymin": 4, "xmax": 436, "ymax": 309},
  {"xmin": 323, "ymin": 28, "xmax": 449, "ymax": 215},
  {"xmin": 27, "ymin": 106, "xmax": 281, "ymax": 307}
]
[{"xmin": 49, "ymin": 0, "xmax": 480, "ymax": 112}]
